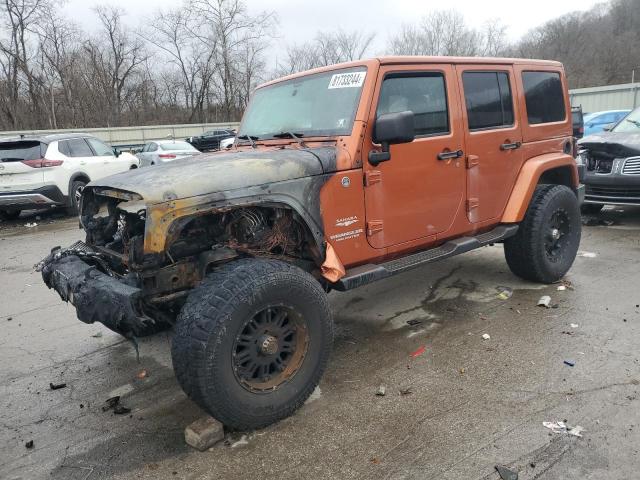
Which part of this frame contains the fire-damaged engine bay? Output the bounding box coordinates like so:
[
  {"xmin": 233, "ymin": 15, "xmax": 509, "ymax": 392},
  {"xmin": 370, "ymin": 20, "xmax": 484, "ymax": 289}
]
[{"xmin": 38, "ymin": 186, "xmax": 319, "ymax": 336}]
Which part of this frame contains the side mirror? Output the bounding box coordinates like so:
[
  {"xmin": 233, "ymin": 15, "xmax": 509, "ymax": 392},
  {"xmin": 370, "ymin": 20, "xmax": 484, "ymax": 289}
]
[
  {"xmin": 369, "ymin": 111, "xmax": 415, "ymax": 166},
  {"xmin": 113, "ymin": 148, "xmax": 121, "ymax": 157}
]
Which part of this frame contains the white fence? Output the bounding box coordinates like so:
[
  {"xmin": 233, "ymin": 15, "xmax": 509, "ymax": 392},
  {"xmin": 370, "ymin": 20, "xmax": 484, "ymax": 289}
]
[
  {"xmin": 569, "ymin": 83, "xmax": 640, "ymax": 113},
  {"xmin": 0, "ymin": 122, "xmax": 241, "ymax": 147}
]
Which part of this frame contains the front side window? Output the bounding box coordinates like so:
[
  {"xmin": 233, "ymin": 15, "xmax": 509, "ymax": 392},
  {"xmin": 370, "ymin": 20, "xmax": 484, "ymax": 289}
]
[
  {"xmin": 66, "ymin": 138, "xmax": 94, "ymax": 157},
  {"xmin": 377, "ymin": 72, "xmax": 449, "ymax": 136},
  {"xmin": 87, "ymin": 138, "xmax": 114, "ymax": 156},
  {"xmin": 462, "ymin": 71, "xmax": 514, "ymax": 130},
  {"xmin": 522, "ymin": 71, "xmax": 566, "ymax": 124},
  {"xmin": 239, "ymin": 67, "xmax": 367, "ymax": 138}
]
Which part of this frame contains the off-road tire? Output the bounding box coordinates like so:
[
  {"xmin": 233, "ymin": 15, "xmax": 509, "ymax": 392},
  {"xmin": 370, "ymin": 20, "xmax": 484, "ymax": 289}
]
[
  {"xmin": 171, "ymin": 258, "xmax": 333, "ymax": 430},
  {"xmin": 65, "ymin": 180, "xmax": 86, "ymax": 216},
  {"xmin": 504, "ymin": 184, "xmax": 581, "ymax": 283},
  {"xmin": 0, "ymin": 210, "xmax": 21, "ymax": 221},
  {"xmin": 581, "ymin": 203, "xmax": 604, "ymax": 215}
]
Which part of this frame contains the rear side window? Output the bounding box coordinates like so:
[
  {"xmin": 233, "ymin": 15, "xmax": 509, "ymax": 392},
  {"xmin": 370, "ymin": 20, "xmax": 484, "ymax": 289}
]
[
  {"xmin": 65, "ymin": 138, "xmax": 94, "ymax": 157},
  {"xmin": 377, "ymin": 72, "xmax": 449, "ymax": 137},
  {"xmin": 522, "ymin": 71, "xmax": 566, "ymax": 124},
  {"xmin": 0, "ymin": 141, "xmax": 44, "ymax": 161},
  {"xmin": 462, "ymin": 71, "xmax": 514, "ymax": 130}
]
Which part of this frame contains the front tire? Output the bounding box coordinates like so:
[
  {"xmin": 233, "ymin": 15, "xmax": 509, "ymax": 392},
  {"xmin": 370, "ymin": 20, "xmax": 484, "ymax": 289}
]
[
  {"xmin": 65, "ymin": 180, "xmax": 86, "ymax": 216},
  {"xmin": 0, "ymin": 210, "xmax": 21, "ymax": 221},
  {"xmin": 171, "ymin": 258, "xmax": 333, "ymax": 430},
  {"xmin": 504, "ymin": 184, "xmax": 581, "ymax": 283}
]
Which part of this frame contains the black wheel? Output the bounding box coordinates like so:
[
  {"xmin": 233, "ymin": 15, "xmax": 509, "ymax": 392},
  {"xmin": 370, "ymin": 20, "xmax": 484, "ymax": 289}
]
[
  {"xmin": 171, "ymin": 258, "xmax": 333, "ymax": 430},
  {"xmin": 504, "ymin": 184, "xmax": 581, "ymax": 283},
  {"xmin": 581, "ymin": 203, "xmax": 604, "ymax": 214},
  {"xmin": 0, "ymin": 210, "xmax": 21, "ymax": 221},
  {"xmin": 65, "ymin": 180, "xmax": 86, "ymax": 216}
]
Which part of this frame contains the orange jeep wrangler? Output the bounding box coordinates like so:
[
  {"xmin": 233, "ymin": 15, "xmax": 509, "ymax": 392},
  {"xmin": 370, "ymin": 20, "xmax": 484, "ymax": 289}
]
[{"xmin": 39, "ymin": 57, "xmax": 584, "ymax": 430}]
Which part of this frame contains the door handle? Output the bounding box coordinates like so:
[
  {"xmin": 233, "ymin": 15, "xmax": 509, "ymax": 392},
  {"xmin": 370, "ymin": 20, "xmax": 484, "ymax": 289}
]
[
  {"xmin": 437, "ymin": 149, "xmax": 463, "ymax": 160},
  {"xmin": 500, "ymin": 141, "xmax": 521, "ymax": 151}
]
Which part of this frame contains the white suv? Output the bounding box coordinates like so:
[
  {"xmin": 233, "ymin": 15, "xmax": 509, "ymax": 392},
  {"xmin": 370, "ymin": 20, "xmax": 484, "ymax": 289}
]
[{"xmin": 0, "ymin": 134, "xmax": 139, "ymax": 219}]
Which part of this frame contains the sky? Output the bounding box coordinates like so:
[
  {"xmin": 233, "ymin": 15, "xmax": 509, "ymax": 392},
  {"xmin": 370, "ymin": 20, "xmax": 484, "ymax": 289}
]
[{"xmin": 62, "ymin": 0, "xmax": 603, "ymax": 66}]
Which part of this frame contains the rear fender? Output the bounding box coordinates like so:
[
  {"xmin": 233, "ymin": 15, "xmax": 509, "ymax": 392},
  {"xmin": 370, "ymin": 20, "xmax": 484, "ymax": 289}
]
[{"xmin": 502, "ymin": 153, "xmax": 579, "ymax": 223}]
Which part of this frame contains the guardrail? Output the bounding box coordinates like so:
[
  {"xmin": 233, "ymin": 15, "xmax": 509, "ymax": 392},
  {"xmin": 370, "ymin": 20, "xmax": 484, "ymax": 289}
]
[{"xmin": 0, "ymin": 122, "xmax": 241, "ymax": 149}]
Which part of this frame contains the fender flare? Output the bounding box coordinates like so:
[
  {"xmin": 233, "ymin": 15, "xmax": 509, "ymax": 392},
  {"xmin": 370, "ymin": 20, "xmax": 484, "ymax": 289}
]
[{"xmin": 502, "ymin": 153, "xmax": 579, "ymax": 223}]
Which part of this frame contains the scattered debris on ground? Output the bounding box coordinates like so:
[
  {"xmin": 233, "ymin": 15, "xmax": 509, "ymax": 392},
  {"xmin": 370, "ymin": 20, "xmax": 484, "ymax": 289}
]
[
  {"xmin": 582, "ymin": 217, "xmax": 615, "ymax": 227},
  {"xmin": 137, "ymin": 369, "xmax": 148, "ymax": 379},
  {"xmin": 185, "ymin": 416, "xmax": 225, "ymax": 451},
  {"xmin": 399, "ymin": 388, "xmax": 413, "ymax": 396},
  {"xmin": 406, "ymin": 319, "xmax": 422, "ymax": 326},
  {"xmin": 375, "ymin": 385, "xmax": 386, "ymax": 396},
  {"xmin": 564, "ymin": 359, "xmax": 576, "ymax": 367},
  {"xmin": 91, "ymin": 331, "xmax": 103, "ymax": 338},
  {"xmin": 102, "ymin": 395, "xmax": 131, "ymax": 415},
  {"xmin": 570, "ymin": 323, "xmax": 579, "ymax": 328},
  {"xmin": 49, "ymin": 382, "xmax": 66, "ymax": 390},
  {"xmin": 24, "ymin": 222, "xmax": 38, "ymax": 228},
  {"xmin": 6, "ymin": 316, "xmax": 11, "ymax": 321},
  {"xmin": 577, "ymin": 251, "xmax": 597, "ymax": 258},
  {"xmin": 496, "ymin": 286, "xmax": 513, "ymax": 300},
  {"xmin": 557, "ymin": 285, "xmax": 566, "ymax": 291},
  {"xmin": 495, "ymin": 464, "xmax": 518, "ymax": 480},
  {"xmin": 482, "ymin": 333, "xmax": 491, "ymax": 340},
  {"xmin": 409, "ymin": 346, "xmax": 426, "ymax": 358},
  {"xmin": 543, "ymin": 421, "xmax": 584, "ymax": 437},
  {"xmin": 25, "ymin": 440, "xmax": 34, "ymax": 449},
  {"xmin": 537, "ymin": 296, "xmax": 551, "ymax": 308}
]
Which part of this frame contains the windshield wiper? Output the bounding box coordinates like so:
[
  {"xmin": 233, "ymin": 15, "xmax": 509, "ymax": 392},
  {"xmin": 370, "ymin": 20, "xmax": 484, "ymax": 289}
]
[
  {"xmin": 236, "ymin": 134, "xmax": 258, "ymax": 148},
  {"xmin": 625, "ymin": 118, "xmax": 640, "ymax": 128},
  {"xmin": 270, "ymin": 131, "xmax": 307, "ymax": 147}
]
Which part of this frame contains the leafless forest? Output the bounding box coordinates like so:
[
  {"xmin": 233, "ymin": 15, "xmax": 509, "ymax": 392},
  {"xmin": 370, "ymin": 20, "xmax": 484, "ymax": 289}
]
[{"xmin": 1, "ymin": 0, "xmax": 639, "ymax": 131}]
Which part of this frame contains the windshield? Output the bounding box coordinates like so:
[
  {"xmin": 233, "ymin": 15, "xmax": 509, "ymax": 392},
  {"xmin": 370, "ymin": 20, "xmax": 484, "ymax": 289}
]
[
  {"xmin": 160, "ymin": 141, "xmax": 198, "ymax": 151},
  {"xmin": 612, "ymin": 108, "xmax": 639, "ymax": 133},
  {"xmin": 239, "ymin": 67, "xmax": 367, "ymax": 139}
]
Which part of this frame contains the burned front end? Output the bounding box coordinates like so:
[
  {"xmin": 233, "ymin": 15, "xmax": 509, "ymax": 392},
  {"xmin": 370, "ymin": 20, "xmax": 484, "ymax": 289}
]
[
  {"xmin": 38, "ymin": 185, "xmax": 319, "ymax": 338},
  {"xmin": 578, "ymin": 133, "xmax": 640, "ymax": 206}
]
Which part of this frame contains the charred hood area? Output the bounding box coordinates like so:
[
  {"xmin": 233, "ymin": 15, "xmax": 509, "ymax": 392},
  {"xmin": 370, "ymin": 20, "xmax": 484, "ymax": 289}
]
[{"xmin": 579, "ymin": 132, "xmax": 640, "ymax": 174}]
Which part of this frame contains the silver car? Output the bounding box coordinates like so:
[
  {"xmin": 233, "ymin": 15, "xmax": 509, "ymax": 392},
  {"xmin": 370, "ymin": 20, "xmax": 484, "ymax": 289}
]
[{"xmin": 136, "ymin": 140, "xmax": 200, "ymax": 167}]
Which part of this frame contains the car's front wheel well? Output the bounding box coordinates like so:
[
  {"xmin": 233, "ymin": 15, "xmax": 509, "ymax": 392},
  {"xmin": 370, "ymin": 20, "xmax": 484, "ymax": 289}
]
[{"xmin": 538, "ymin": 166, "xmax": 575, "ymax": 191}]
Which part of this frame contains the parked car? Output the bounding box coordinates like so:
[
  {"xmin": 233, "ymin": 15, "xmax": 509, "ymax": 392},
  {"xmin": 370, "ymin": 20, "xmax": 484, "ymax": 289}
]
[
  {"xmin": 186, "ymin": 129, "xmax": 235, "ymax": 151},
  {"xmin": 219, "ymin": 136, "xmax": 235, "ymax": 150},
  {"xmin": 577, "ymin": 106, "xmax": 640, "ymax": 213},
  {"xmin": 572, "ymin": 106, "xmax": 584, "ymax": 138},
  {"xmin": 137, "ymin": 140, "xmax": 200, "ymax": 167},
  {"xmin": 583, "ymin": 109, "xmax": 631, "ymax": 136},
  {"xmin": 0, "ymin": 133, "xmax": 138, "ymax": 219},
  {"xmin": 40, "ymin": 56, "xmax": 582, "ymax": 431}
]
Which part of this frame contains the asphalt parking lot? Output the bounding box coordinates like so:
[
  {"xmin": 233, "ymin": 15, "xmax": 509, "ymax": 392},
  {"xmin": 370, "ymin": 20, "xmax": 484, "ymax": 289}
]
[{"xmin": 1, "ymin": 207, "xmax": 639, "ymax": 480}]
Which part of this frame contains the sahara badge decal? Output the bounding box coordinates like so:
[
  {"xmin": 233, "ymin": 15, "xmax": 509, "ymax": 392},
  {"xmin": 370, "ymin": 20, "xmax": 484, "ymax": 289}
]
[{"xmin": 335, "ymin": 216, "xmax": 358, "ymax": 227}]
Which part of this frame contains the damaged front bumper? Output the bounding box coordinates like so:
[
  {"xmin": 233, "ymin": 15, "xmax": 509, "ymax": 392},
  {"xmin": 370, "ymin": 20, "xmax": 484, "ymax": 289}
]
[{"xmin": 38, "ymin": 242, "xmax": 158, "ymax": 337}]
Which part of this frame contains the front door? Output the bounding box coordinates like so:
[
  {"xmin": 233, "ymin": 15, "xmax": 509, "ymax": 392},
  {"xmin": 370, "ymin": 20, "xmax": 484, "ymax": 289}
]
[
  {"xmin": 364, "ymin": 65, "xmax": 466, "ymax": 249},
  {"xmin": 456, "ymin": 66, "xmax": 524, "ymax": 223}
]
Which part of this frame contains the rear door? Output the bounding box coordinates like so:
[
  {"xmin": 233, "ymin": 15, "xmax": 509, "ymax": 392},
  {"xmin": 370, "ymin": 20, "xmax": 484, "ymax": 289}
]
[
  {"xmin": 456, "ymin": 66, "xmax": 523, "ymax": 223},
  {"xmin": 0, "ymin": 141, "xmax": 45, "ymax": 193},
  {"xmin": 63, "ymin": 137, "xmax": 109, "ymax": 178}
]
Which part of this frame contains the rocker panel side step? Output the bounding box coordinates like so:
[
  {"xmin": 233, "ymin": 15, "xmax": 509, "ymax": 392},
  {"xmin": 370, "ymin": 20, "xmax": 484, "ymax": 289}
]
[{"xmin": 333, "ymin": 224, "xmax": 518, "ymax": 291}]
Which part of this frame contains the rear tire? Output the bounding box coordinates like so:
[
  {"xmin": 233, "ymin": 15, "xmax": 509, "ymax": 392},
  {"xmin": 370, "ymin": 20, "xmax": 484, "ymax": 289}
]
[
  {"xmin": 504, "ymin": 184, "xmax": 581, "ymax": 283},
  {"xmin": 171, "ymin": 258, "xmax": 333, "ymax": 430},
  {"xmin": 65, "ymin": 180, "xmax": 86, "ymax": 216},
  {"xmin": 0, "ymin": 210, "xmax": 21, "ymax": 221},
  {"xmin": 581, "ymin": 203, "xmax": 604, "ymax": 215}
]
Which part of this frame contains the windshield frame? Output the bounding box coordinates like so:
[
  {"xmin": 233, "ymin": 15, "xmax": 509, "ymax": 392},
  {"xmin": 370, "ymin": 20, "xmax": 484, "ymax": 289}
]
[{"xmin": 238, "ymin": 65, "xmax": 370, "ymax": 140}]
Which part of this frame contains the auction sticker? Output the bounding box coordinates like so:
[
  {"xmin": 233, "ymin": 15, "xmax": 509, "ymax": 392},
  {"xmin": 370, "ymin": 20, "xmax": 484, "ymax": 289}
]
[{"xmin": 328, "ymin": 71, "xmax": 366, "ymax": 89}]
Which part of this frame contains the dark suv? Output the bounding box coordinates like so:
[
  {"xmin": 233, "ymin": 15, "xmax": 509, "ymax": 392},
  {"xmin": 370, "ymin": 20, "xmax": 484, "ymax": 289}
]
[
  {"xmin": 578, "ymin": 106, "xmax": 640, "ymax": 213},
  {"xmin": 186, "ymin": 129, "xmax": 235, "ymax": 151}
]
